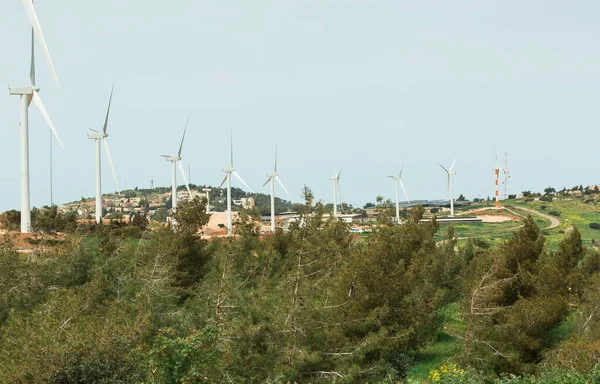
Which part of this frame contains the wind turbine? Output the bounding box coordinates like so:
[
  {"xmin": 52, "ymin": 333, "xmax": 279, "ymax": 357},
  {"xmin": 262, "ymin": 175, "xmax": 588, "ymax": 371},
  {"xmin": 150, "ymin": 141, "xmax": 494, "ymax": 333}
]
[
  {"xmin": 263, "ymin": 143, "xmax": 292, "ymax": 232},
  {"xmin": 439, "ymin": 159, "xmax": 457, "ymax": 217},
  {"xmin": 87, "ymin": 85, "xmax": 119, "ymax": 223},
  {"xmin": 387, "ymin": 162, "xmax": 410, "ymax": 223},
  {"xmin": 161, "ymin": 117, "xmax": 192, "ymax": 219},
  {"xmin": 9, "ymin": 0, "xmax": 63, "ymax": 233},
  {"xmin": 219, "ymin": 133, "xmax": 254, "ymax": 235},
  {"xmin": 330, "ymin": 168, "xmax": 343, "ymax": 218},
  {"xmin": 202, "ymin": 188, "xmax": 211, "ymax": 214}
]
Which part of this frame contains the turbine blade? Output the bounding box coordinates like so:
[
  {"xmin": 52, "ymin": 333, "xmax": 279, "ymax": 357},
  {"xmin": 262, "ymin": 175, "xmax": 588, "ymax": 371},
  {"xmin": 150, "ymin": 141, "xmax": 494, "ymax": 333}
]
[
  {"xmin": 178, "ymin": 160, "xmax": 191, "ymax": 196},
  {"xmin": 30, "ymin": 28, "xmax": 35, "ymax": 85},
  {"xmin": 230, "ymin": 130, "xmax": 233, "ymax": 167},
  {"xmin": 338, "ymin": 166, "xmax": 344, "ymax": 178},
  {"xmin": 22, "ymin": 0, "xmax": 59, "ymax": 87},
  {"xmin": 103, "ymin": 83, "xmax": 115, "ymax": 135},
  {"xmin": 32, "ymin": 91, "xmax": 63, "ymax": 149},
  {"xmin": 400, "ymin": 156, "xmax": 406, "ymax": 176},
  {"xmin": 399, "ymin": 179, "xmax": 410, "ymax": 204},
  {"xmin": 447, "ymin": 174, "xmax": 451, "ymax": 190},
  {"xmin": 438, "ymin": 163, "xmax": 449, "ymax": 173},
  {"xmin": 178, "ymin": 115, "xmax": 190, "ymax": 157},
  {"xmin": 218, "ymin": 174, "xmax": 228, "ymax": 189},
  {"xmin": 262, "ymin": 177, "xmax": 272, "ymax": 187},
  {"xmin": 275, "ymin": 176, "xmax": 292, "ymax": 199},
  {"xmin": 103, "ymin": 139, "xmax": 119, "ymax": 191},
  {"xmin": 449, "ymin": 158, "xmax": 457, "ymax": 172},
  {"xmin": 274, "ymin": 141, "xmax": 278, "ymax": 173},
  {"xmin": 232, "ymin": 170, "xmax": 254, "ymax": 193}
]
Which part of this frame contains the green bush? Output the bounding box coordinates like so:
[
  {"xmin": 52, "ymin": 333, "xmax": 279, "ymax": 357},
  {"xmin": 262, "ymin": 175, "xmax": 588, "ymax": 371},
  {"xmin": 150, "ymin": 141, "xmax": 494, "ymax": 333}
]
[
  {"xmin": 148, "ymin": 326, "xmax": 223, "ymax": 383},
  {"xmin": 589, "ymin": 223, "xmax": 600, "ymax": 230}
]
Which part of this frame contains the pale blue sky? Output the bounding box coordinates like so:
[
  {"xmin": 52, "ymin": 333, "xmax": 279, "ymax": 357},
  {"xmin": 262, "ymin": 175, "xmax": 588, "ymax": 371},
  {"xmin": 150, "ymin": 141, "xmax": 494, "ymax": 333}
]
[{"xmin": 0, "ymin": 0, "xmax": 599, "ymax": 211}]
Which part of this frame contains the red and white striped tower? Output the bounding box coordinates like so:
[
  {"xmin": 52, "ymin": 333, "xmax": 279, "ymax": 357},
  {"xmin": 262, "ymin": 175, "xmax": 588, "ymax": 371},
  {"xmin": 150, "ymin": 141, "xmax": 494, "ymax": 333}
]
[{"xmin": 494, "ymin": 154, "xmax": 500, "ymax": 208}]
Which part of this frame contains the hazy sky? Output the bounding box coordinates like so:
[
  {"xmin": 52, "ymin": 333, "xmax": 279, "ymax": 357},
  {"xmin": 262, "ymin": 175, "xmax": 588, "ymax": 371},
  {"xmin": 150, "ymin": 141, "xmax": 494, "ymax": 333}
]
[{"xmin": 1, "ymin": 0, "xmax": 599, "ymax": 211}]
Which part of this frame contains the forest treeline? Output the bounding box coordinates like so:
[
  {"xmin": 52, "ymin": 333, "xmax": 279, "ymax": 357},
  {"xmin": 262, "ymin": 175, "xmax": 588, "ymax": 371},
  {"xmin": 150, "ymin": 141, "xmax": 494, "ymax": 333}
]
[{"xmin": 2, "ymin": 194, "xmax": 600, "ymax": 383}]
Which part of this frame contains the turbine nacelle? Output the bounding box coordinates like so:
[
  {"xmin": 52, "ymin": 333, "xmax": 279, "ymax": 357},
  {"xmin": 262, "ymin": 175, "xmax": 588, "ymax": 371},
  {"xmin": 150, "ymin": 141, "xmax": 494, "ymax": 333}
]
[
  {"xmin": 162, "ymin": 155, "xmax": 181, "ymax": 162},
  {"xmin": 87, "ymin": 131, "xmax": 107, "ymax": 140},
  {"xmin": 9, "ymin": 85, "xmax": 39, "ymax": 95}
]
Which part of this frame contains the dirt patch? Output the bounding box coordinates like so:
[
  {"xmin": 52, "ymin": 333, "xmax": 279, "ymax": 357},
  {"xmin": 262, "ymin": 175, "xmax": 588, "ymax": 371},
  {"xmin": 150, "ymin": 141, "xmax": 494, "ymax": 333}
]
[
  {"xmin": 0, "ymin": 231, "xmax": 66, "ymax": 253},
  {"xmin": 478, "ymin": 215, "xmax": 515, "ymax": 223}
]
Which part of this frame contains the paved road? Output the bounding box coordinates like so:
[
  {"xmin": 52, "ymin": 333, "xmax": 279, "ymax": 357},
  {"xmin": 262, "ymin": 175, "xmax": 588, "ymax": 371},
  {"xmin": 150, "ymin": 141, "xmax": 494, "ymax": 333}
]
[{"xmin": 510, "ymin": 206, "xmax": 560, "ymax": 230}]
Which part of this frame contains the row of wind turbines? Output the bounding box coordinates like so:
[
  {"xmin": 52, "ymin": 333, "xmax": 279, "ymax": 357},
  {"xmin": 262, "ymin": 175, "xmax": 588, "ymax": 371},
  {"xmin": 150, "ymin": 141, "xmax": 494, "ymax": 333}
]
[
  {"xmin": 6, "ymin": 0, "xmax": 302, "ymax": 236},
  {"xmin": 6, "ymin": 1, "xmax": 510, "ymax": 235}
]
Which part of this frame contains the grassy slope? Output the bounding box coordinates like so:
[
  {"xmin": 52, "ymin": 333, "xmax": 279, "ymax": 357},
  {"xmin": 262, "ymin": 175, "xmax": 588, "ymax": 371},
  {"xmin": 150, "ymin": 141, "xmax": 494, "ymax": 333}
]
[
  {"xmin": 407, "ymin": 303, "xmax": 465, "ymax": 383},
  {"xmin": 409, "ymin": 194, "xmax": 600, "ymax": 382}
]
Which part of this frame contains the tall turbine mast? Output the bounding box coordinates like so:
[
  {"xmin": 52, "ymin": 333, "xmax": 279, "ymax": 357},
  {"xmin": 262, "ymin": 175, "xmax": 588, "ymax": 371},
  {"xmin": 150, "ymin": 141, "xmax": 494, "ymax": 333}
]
[
  {"xmin": 439, "ymin": 159, "xmax": 457, "ymax": 217},
  {"xmin": 161, "ymin": 116, "xmax": 192, "ymax": 225},
  {"xmin": 219, "ymin": 132, "xmax": 253, "ymax": 235},
  {"xmin": 263, "ymin": 142, "xmax": 291, "ymax": 232},
  {"xmin": 202, "ymin": 188, "xmax": 212, "ymax": 214},
  {"xmin": 87, "ymin": 84, "xmax": 119, "ymax": 224},
  {"xmin": 10, "ymin": 0, "xmax": 63, "ymax": 232},
  {"xmin": 330, "ymin": 168, "xmax": 343, "ymax": 218},
  {"xmin": 387, "ymin": 160, "xmax": 410, "ymax": 223}
]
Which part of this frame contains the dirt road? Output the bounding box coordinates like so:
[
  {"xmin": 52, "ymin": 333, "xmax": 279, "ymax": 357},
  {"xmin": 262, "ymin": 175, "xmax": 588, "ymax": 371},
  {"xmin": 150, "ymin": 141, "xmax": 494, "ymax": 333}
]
[{"xmin": 511, "ymin": 206, "xmax": 560, "ymax": 230}]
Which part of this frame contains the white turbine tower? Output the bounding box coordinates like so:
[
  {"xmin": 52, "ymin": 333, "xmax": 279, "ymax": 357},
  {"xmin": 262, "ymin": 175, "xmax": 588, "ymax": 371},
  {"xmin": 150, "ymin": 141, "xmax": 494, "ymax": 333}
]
[
  {"xmin": 161, "ymin": 117, "xmax": 192, "ymax": 219},
  {"xmin": 87, "ymin": 85, "xmax": 119, "ymax": 223},
  {"xmin": 202, "ymin": 188, "xmax": 211, "ymax": 214},
  {"xmin": 263, "ymin": 143, "xmax": 292, "ymax": 232},
  {"xmin": 330, "ymin": 168, "xmax": 343, "ymax": 218},
  {"xmin": 387, "ymin": 162, "xmax": 410, "ymax": 223},
  {"xmin": 439, "ymin": 159, "xmax": 457, "ymax": 217},
  {"xmin": 219, "ymin": 134, "xmax": 254, "ymax": 235},
  {"xmin": 9, "ymin": 0, "xmax": 63, "ymax": 233}
]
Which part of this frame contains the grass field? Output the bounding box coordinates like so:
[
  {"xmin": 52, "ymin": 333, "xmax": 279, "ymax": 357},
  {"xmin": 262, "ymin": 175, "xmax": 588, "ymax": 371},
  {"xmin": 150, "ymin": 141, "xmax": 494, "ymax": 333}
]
[
  {"xmin": 504, "ymin": 195, "xmax": 600, "ymax": 250},
  {"xmin": 407, "ymin": 303, "xmax": 465, "ymax": 382}
]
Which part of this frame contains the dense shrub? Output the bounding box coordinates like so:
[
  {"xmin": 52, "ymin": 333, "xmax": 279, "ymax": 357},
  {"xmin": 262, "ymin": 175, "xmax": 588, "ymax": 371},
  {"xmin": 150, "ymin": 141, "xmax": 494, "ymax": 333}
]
[
  {"xmin": 589, "ymin": 223, "xmax": 600, "ymax": 230},
  {"xmin": 548, "ymin": 211, "xmax": 561, "ymax": 217},
  {"xmin": 539, "ymin": 196, "xmax": 553, "ymax": 202}
]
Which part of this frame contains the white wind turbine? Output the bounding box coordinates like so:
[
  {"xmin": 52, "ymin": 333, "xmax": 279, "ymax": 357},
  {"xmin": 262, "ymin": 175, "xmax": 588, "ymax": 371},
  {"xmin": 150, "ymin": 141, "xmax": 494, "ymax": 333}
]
[
  {"xmin": 87, "ymin": 85, "xmax": 119, "ymax": 223},
  {"xmin": 387, "ymin": 162, "xmax": 410, "ymax": 223},
  {"xmin": 9, "ymin": 0, "xmax": 63, "ymax": 233},
  {"xmin": 330, "ymin": 168, "xmax": 343, "ymax": 218},
  {"xmin": 219, "ymin": 134, "xmax": 254, "ymax": 235},
  {"xmin": 161, "ymin": 117, "xmax": 192, "ymax": 218},
  {"xmin": 439, "ymin": 159, "xmax": 457, "ymax": 217},
  {"xmin": 202, "ymin": 188, "xmax": 211, "ymax": 214},
  {"xmin": 263, "ymin": 143, "xmax": 292, "ymax": 232}
]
